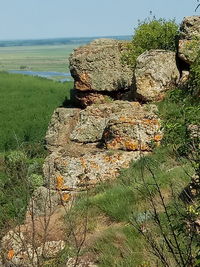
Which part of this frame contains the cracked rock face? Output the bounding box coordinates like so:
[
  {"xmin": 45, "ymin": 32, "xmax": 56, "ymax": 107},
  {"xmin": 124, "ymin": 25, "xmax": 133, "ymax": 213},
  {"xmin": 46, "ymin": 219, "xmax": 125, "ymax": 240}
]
[
  {"xmin": 70, "ymin": 101, "xmax": 142, "ymax": 143},
  {"xmin": 135, "ymin": 50, "xmax": 180, "ymax": 102},
  {"xmin": 44, "ymin": 149, "xmax": 145, "ymax": 190},
  {"xmin": 43, "ymin": 101, "xmax": 161, "ymax": 191},
  {"xmin": 103, "ymin": 107, "xmax": 162, "ymax": 151}
]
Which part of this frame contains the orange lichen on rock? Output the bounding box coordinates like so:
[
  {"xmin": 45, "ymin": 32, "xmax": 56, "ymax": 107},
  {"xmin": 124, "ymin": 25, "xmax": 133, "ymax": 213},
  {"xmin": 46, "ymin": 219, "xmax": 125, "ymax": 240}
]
[
  {"xmin": 90, "ymin": 161, "xmax": 99, "ymax": 169},
  {"xmin": 7, "ymin": 249, "xmax": 15, "ymax": 260},
  {"xmin": 154, "ymin": 134, "xmax": 163, "ymax": 142},
  {"xmin": 142, "ymin": 119, "xmax": 158, "ymax": 125},
  {"xmin": 80, "ymin": 158, "xmax": 87, "ymax": 169},
  {"xmin": 62, "ymin": 193, "xmax": 71, "ymax": 202},
  {"xmin": 56, "ymin": 176, "xmax": 64, "ymax": 190},
  {"xmin": 124, "ymin": 140, "xmax": 139, "ymax": 151},
  {"xmin": 119, "ymin": 117, "xmax": 137, "ymax": 124}
]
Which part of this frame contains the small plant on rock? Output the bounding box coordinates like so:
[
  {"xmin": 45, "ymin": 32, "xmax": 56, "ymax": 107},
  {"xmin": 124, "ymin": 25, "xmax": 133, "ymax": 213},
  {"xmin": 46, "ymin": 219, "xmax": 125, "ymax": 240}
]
[{"xmin": 123, "ymin": 17, "xmax": 179, "ymax": 67}]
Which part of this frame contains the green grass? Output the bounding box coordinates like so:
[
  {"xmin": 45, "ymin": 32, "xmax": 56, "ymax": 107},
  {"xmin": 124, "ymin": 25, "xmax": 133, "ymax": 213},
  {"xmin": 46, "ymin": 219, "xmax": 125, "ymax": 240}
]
[
  {"xmin": 65, "ymin": 146, "xmax": 193, "ymax": 266},
  {"xmin": 0, "ymin": 72, "xmax": 72, "ymax": 151},
  {"xmin": 0, "ymin": 72, "xmax": 73, "ymax": 234},
  {"xmin": 62, "ymin": 85, "xmax": 200, "ymax": 266},
  {"xmin": 0, "ymin": 44, "xmax": 79, "ymax": 72}
]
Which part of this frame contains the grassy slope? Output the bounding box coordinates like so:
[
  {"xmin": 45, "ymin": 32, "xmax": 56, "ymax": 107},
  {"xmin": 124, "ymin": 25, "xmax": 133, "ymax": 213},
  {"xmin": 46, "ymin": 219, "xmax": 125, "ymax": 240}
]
[
  {"xmin": 56, "ymin": 89, "xmax": 200, "ymax": 266},
  {"xmin": 0, "ymin": 72, "xmax": 72, "ymax": 151},
  {"xmin": 0, "ymin": 73, "xmax": 72, "ymax": 234},
  {"xmin": 0, "ymin": 44, "xmax": 79, "ymax": 72}
]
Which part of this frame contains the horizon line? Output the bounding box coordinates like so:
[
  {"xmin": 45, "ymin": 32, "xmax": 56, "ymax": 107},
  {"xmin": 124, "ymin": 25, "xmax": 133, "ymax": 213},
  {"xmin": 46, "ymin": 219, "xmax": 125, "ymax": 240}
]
[{"xmin": 0, "ymin": 34, "xmax": 132, "ymax": 42}]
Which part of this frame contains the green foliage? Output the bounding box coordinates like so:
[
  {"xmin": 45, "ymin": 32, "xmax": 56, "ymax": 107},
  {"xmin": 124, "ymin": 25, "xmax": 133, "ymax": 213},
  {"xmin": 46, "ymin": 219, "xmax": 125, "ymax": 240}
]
[
  {"xmin": 0, "ymin": 148, "xmax": 44, "ymax": 234},
  {"xmin": 158, "ymin": 84, "xmax": 200, "ymax": 156},
  {"xmin": 123, "ymin": 17, "xmax": 179, "ymax": 67},
  {"xmin": 92, "ymin": 225, "xmax": 145, "ymax": 267},
  {"xmin": 0, "ymin": 72, "xmax": 72, "ymax": 151},
  {"xmin": 189, "ymin": 51, "xmax": 200, "ymax": 96}
]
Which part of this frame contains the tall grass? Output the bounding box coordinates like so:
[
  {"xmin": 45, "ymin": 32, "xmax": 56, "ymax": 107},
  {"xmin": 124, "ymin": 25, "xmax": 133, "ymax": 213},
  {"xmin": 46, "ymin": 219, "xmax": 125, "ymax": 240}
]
[{"xmin": 0, "ymin": 72, "xmax": 72, "ymax": 151}]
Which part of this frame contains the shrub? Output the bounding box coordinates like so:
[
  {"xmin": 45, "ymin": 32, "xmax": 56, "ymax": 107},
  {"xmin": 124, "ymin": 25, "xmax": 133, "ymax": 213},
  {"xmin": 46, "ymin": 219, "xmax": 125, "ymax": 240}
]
[{"xmin": 123, "ymin": 17, "xmax": 179, "ymax": 67}]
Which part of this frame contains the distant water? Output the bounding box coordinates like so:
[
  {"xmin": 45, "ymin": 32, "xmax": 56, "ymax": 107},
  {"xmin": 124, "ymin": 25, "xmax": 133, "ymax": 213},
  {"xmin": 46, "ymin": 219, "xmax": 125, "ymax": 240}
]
[
  {"xmin": 0, "ymin": 35, "xmax": 132, "ymax": 47},
  {"xmin": 8, "ymin": 70, "xmax": 72, "ymax": 82}
]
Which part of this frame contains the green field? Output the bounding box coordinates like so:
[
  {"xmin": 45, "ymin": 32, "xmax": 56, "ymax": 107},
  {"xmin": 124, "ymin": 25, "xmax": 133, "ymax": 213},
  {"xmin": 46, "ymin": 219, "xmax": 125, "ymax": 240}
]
[
  {"xmin": 0, "ymin": 44, "xmax": 80, "ymax": 72},
  {"xmin": 0, "ymin": 72, "xmax": 72, "ymax": 151}
]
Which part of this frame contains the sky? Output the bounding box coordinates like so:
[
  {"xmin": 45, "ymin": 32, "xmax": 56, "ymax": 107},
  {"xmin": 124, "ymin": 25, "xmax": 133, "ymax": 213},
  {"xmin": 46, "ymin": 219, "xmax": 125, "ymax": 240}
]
[{"xmin": 0, "ymin": 0, "xmax": 198, "ymax": 40}]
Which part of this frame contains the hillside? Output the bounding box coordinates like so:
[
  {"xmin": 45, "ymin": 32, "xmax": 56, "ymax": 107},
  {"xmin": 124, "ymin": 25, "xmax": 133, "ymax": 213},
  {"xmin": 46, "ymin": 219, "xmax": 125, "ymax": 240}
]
[{"xmin": 0, "ymin": 17, "xmax": 199, "ymax": 267}]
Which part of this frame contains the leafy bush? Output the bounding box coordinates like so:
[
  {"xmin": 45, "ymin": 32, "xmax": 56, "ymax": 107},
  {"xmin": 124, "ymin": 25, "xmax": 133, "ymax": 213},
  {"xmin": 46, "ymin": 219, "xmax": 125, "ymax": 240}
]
[
  {"xmin": 157, "ymin": 85, "xmax": 200, "ymax": 156},
  {"xmin": 123, "ymin": 17, "xmax": 179, "ymax": 67},
  {"xmin": 0, "ymin": 148, "xmax": 45, "ymax": 233}
]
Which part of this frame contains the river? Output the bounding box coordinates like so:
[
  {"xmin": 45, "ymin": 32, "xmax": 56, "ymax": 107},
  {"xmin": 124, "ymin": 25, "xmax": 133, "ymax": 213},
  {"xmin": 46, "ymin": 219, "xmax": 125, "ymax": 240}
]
[{"xmin": 8, "ymin": 70, "xmax": 72, "ymax": 82}]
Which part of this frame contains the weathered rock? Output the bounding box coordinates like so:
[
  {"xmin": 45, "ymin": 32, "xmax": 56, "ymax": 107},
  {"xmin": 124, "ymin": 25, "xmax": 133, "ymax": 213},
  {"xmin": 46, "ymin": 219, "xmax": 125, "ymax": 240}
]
[
  {"xmin": 1, "ymin": 228, "xmax": 65, "ymax": 267},
  {"xmin": 43, "ymin": 101, "xmax": 161, "ymax": 190},
  {"xmin": 178, "ymin": 16, "xmax": 200, "ymax": 64},
  {"xmin": 103, "ymin": 105, "xmax": 162, "ymax": 151},
  {"xmin": 135, "ymin": 50, "xmax": 180, "ymax": 102},
  {"xmin": 70, "ymin": 101, "xmax": 148, "ymax": 143},
  {"xmin": 27, "ymin": 186, "xmax": 71, "ymax": 216},
  {"xmin": 45, "ymin": 107, "xmax": 80, "ymax": 152},
  {"xmin": 180, "ymin": 16, "xmax": 200, "ymax": 40},
  {"xmin": 69, "ymin": 38, "xmax": 133, "ymax": 92},
  {"xmin": 74, "ymin": 90, "xmax": 113, "ymax": 108},
  {"xmin": 178, "ymin": 39, "xmax": 200, "ymax": 64},
  {"xmin": 43, "ymin": 149, "xmax": 146, "ymax": 190}
]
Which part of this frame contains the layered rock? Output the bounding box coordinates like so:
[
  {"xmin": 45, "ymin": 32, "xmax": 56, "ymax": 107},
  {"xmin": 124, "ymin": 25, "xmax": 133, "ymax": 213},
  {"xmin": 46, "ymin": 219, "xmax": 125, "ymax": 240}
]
[
  {"xmin": 178, "ymin": 16, "xmax": 200, "ymax": 64},
  {"xmin": 69, "ymin": 38, "xmax": 133, "ymax": 107},
  {"xmin": 134, "ymin": 50, "xmax": 180, "ymax": 102},
  {"xmin": 44, "ymin": 149, "xmax": 144, "ymax": 191},
  {"xmin": 43, "ymin": 101, "xmax": 162, "ymax": 191}
]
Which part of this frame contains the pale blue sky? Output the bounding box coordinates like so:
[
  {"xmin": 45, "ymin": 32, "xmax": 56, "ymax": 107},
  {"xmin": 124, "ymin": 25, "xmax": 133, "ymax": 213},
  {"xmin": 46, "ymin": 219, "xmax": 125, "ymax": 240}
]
[{"xmin": 0, "ymin": 0, "xmax": 198, "ymax": 40}]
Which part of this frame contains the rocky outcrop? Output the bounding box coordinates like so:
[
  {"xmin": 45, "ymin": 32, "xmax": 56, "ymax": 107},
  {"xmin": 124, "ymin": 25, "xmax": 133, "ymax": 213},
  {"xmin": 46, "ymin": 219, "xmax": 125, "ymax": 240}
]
[
  {"xmin": 5, "ymin": 16, "xmax": 200, "ymax": 266},
  {"xmin": 69, "ymin": 38, "xmax": 133, "ymax": 107},
  {"xmin": 134, "ymin": 50, "xmax": 180, "ymax": 102},
  {"xmin": 178, "ymin": 16, "xmax": 200, "ymax": 64},
  {"xmin": 43, "ymin": 101, "xmax": 161, "ymax": 191}
]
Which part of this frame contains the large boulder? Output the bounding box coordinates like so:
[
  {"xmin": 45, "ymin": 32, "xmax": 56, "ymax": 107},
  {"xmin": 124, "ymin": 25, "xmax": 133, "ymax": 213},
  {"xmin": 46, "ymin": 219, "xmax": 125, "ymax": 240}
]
[
  {"xmin": 69, "ymin": 39, "xmax": 133, "ymax": 106},
  {"xmin": 135, "ymin": 50, "xmax": 180, "ymax": 102},
  {"xmin": 178, "ymin": 16, "xmax": 200, "ymax": 64},
  {"xmin": 69, "ymin": 39, "xmax": 132, "ymax": 92}
]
